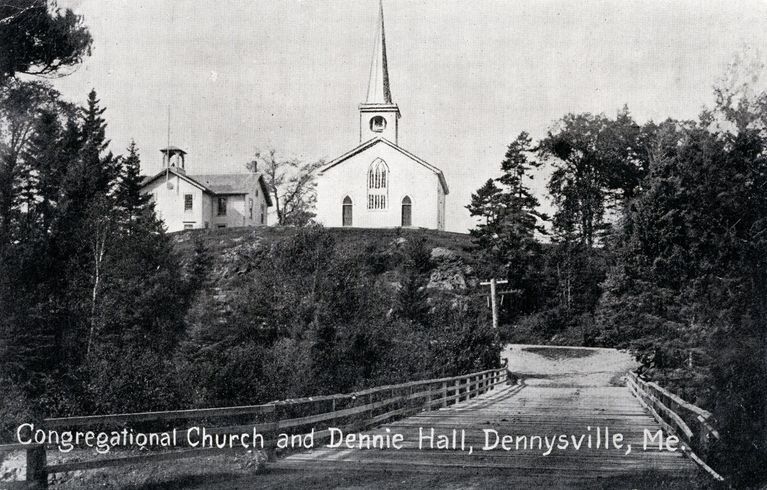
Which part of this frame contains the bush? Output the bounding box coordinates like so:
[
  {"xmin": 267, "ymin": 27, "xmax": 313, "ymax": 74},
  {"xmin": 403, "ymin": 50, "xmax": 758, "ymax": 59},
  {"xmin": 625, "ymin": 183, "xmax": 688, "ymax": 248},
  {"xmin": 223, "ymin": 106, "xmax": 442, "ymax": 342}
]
[{"xmin": 0, "ymin": 377, "xmax": 34, "ymax": 444}]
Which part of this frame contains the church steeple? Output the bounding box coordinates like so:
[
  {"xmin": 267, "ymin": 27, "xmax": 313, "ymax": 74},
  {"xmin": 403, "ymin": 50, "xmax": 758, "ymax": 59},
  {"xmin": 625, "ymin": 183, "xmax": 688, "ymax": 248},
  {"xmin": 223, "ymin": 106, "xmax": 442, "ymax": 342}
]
[
  {"xmin": 359, "ymin": 0, "xmax": 400, "ymax": 143},
  {"xmin": 366, "ymin": 0, "xmax": 392, "ymax": 104}
]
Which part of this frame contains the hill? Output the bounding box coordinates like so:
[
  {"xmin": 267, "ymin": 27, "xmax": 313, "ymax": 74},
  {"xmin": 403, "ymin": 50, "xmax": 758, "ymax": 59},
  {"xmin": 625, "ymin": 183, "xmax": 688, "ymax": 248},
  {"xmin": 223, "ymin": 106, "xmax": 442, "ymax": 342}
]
[
  {"xmin": 167, "ymin": 225, "xmax": 501, "ymax": 409},
  {"xmin": 173, "ymin": 226, "xmax": 477, "ymax": 262},
  {"xmin": 172, "ymin": 226, "xmax": 490, "ymax": 294}
]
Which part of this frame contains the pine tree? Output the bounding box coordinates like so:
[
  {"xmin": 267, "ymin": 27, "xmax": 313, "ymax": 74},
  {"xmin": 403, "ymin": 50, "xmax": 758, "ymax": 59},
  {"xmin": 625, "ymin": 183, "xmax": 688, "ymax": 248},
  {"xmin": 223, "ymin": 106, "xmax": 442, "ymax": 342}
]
[
  {"xmin": 114, "ymin": 140, "xmax": 159, "ymax": 235},
  {"xmin": 466, "ymin": 178, "xmax": 504, "ymax": 251},
  {"xmin": 394, "ymin": 271, "xmax": 430, "ymax": 324},
  {"xmin": 22, "ymin": 108, "xmax": 65, "ymax": 234},
  {"xmin": 79, "ymin": 89, "xmax": 118, "ymax": 197},
  {"xmin": 494, "ymin": 133, "xmax": 548, "ymax": 316},
  {"xmin": 467, "ymin": 133, "xmax": 549, "ymax": 318}
]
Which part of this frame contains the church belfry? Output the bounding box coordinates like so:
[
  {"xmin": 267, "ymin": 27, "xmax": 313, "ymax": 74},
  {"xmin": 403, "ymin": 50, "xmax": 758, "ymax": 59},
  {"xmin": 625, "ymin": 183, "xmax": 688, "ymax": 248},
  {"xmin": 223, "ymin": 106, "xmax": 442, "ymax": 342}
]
[{"xmin": 359, "ymin": 0, "xmax": 400, "ymax": 144}]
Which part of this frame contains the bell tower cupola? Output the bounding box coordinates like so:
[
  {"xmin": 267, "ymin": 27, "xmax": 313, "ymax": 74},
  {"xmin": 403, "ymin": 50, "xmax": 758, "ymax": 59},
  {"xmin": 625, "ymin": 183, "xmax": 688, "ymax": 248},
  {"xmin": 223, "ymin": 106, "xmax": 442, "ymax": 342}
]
[
  {"xmin": 161, "ymin": 146, "xmax": 187, "ymax": 174},
  {"xmin": 359, "ymin": 0, "xmax": 400, "ymax": 144}
]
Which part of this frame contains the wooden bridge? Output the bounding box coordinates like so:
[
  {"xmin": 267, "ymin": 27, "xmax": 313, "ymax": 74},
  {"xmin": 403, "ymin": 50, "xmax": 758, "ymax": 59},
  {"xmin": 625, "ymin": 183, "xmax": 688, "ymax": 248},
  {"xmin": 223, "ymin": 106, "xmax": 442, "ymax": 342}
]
[{"xmin": 1, "ymin": 345, "xmax": 723, "ymax": 488}]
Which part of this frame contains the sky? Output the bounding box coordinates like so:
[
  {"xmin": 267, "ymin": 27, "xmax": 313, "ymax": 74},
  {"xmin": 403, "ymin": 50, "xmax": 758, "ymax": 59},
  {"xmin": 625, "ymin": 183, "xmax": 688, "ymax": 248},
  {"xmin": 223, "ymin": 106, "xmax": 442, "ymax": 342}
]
[{"xmin": 51, "ymin": 0, "xmax": 767, "ymax": 232}]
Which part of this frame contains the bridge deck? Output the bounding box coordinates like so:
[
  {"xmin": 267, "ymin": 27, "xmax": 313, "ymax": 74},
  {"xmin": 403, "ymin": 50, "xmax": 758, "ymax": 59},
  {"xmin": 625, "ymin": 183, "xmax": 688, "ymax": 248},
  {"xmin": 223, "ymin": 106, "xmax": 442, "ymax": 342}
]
[{"xmin": 203, "ymin": 346, "xmax": 709, "ymax": 488}]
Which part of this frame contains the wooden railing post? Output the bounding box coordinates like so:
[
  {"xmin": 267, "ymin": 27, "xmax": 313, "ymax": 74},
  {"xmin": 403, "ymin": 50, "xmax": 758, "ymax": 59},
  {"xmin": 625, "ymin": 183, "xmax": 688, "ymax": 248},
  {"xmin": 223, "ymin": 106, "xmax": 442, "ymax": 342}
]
[
  {"xmin": 26, "ymin": 445, "xmax": 47, "ymax": 489},
  {"xmin": 441, "ymin": 381, "xmax": 448, "ymax": 408},
  {"xmin": 424, "ymin": 382, "xmax": 432, "ymax": 411},
  {"xmin": 369, "ymin": 393, "xmax": 375, "ymax": 422},
  {"xmin": 454, "ymin": 379, "xmax": 460, "ymax": 404},
  {"xmin": 265, "ymin": 405, "xmax": 279, "ymax": 462}
]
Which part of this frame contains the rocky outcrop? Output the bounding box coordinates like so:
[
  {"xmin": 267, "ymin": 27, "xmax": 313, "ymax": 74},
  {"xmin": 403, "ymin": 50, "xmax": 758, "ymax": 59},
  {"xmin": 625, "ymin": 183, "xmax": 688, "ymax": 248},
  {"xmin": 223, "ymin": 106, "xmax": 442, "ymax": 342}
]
[{"xmin": 427, "ymin": 247, "xmax": 477, "ymax": 291}]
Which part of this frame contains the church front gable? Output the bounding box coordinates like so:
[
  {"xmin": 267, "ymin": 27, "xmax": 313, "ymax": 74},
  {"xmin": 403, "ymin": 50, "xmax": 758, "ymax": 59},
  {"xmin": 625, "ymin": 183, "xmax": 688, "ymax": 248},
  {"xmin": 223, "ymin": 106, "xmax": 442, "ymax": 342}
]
[{"xmin": 316, "ymin": 141, "xmax": 442, "ymax": 230}]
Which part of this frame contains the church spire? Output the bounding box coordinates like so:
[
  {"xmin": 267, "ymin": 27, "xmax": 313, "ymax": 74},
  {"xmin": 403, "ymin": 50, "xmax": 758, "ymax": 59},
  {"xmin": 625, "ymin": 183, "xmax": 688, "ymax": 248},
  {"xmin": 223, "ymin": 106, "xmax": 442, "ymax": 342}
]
[
  {"xmin": 359, "ymin": 0, "xmax": 400, "ymax": 143},
  {"xmin": 365, "ymin": 0, "xmax": 392, "ymax": 104}
]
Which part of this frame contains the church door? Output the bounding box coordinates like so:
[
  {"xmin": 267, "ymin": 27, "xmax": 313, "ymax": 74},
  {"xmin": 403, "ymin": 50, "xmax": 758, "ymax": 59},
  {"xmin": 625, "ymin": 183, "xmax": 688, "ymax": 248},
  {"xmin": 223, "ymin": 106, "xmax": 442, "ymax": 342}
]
[
  {"xmin": 342, "ymin": 196, "xmax": 353, "ymax": 226},
  {"xmin": 401, "ymin": 196, "xmax": 412, "ymax": 227}
]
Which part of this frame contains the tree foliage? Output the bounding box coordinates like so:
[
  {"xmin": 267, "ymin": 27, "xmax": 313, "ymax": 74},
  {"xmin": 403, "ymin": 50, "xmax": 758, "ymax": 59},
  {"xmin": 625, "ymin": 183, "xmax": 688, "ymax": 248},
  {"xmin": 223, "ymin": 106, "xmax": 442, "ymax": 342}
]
[
  {"xmin": 590, "ymin": 67, "xmax": 767, "ymax": 483},
  {"xmin": 0, "ymin": 87, "xmax": 190, "ymax": 427},
  {"xmin": 467, "ymin": 132, "xmax": 548, "ymax": 320},
  {"xmin": 247, "ymin": 148, "xmax": 324, "ymax": 226},
  {"xmin": 0, "ymin": 0, "xmax": 92, "ymax": 81},
  {"xmin": 540, "ymin": 109, "xmax": 648, "ymax": 247},
  {"xmin": 178, "ymin": 227, "xmax": 500, "ymax": 406}
]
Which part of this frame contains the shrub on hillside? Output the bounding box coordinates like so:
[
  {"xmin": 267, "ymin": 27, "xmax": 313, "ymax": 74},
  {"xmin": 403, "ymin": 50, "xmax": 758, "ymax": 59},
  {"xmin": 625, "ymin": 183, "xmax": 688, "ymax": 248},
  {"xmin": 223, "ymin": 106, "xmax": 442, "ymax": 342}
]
[
  {"xmin": 177, "ymin": 226, "xmax": 500, "ymax": 407},
  {"xmin": 0, "ymin": 377, "xmax": 34, "ymax": 444}
]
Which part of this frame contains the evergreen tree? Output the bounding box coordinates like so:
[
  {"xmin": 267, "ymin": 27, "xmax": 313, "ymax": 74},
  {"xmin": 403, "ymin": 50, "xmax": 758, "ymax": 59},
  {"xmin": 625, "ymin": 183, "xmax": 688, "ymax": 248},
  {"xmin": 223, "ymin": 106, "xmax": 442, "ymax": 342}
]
[
  {"xmin": 393, "ymin": 271, "xmax": 430, "ymax": 324},
  {"xmin": 114, "ymin": 140, "xmax": 159, "ymax": 235},
  {"xmin": 23, "ymin": 108, "xmax": 63, "ymax": 234},
  {"xmin": 594, "ymin": 104, "xmax": 767, "ymax": 484},
  {"xmin": 467, "ymin": 132, "xmax": 548, "ymax": 318},
  {"xmin": 393, "ymin": 236, "xmax": 431, "ymax": 324},
  {"xmin": 466, "ymin": 178, "xmax": 504, "ymax": 251}
]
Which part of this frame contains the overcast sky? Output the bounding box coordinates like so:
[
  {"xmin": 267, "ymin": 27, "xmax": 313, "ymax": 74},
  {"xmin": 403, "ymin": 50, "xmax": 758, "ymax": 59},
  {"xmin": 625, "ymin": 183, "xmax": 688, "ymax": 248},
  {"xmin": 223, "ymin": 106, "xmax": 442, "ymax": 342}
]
[{"xmin": 52, "ymin": 0, "xmax": 767, "ymax": 232}]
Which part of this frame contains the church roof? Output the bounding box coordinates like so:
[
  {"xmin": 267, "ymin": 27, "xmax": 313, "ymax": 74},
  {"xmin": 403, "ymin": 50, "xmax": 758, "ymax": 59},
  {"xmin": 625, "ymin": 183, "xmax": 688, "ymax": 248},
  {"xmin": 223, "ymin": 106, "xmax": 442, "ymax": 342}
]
[
  {"xmin": 320, "ymin": 137, "xmax": 449, "ymax": 194},
  {"xmin": 365, "ymin": 0, "xmax": 392, "ymax": 104},
  {"xmin": 141, "ymin": 168, "xmax": 273, "ymax": 206}
]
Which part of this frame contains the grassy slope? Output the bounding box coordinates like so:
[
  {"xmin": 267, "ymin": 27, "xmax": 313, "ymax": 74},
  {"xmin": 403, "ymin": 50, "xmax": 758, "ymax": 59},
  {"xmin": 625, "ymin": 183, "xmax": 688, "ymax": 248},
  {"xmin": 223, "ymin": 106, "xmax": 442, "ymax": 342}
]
[{"xmin": 172, "ymin": 226, "xmax": 476, "ymax": 259}]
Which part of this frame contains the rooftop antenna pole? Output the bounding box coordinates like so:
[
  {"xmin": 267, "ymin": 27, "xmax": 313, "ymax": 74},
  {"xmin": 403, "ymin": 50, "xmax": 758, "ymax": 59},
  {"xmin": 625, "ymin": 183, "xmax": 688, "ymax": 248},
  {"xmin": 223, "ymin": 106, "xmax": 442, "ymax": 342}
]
[
  {"xmin": 167, "ymin": 105, "xmax": 171, "ymax": 149},
  {"xmin": 165, "ymin": 105, "xmax": 170, "ymax": 186}
]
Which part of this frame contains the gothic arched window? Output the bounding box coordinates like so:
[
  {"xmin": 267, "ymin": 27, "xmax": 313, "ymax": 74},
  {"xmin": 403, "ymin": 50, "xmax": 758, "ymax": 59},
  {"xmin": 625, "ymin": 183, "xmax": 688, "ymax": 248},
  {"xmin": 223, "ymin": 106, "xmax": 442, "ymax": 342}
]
[
  {"xmin": 342, "ymin": 196, "xmax": 353, "ymax": 226},
  {"xmin": 367, "ymin": 159, "xmax": 389, "ymax": 210},
  {"xmin": 401, "ymin": 196, "xmax": 412, "ymax": 227}
]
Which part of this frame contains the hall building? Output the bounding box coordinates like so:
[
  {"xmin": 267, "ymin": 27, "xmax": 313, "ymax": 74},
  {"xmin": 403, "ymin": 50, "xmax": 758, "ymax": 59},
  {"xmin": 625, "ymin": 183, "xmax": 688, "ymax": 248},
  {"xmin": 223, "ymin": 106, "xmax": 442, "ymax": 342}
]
[
  {"xmin": 314, "ymin": 2, "xmax": 449, "ymax": 230},
  {"xmin": 141, "ymin": 146, "xmax": 272, "ymax": 232}
]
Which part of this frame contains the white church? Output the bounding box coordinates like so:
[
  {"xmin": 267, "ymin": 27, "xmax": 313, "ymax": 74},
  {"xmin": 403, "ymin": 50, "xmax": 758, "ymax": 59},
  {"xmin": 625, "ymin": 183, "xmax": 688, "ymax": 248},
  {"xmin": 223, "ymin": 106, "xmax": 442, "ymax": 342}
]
[{"xmin": 315, "ymin": 2, "xmax": 449, "ymax": 230}]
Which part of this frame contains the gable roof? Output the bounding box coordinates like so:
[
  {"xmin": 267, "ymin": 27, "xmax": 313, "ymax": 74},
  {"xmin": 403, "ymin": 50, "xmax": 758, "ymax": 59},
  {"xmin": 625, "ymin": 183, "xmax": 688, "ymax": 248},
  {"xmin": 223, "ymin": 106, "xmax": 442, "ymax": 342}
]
[
  {"xmin": 320, "ymin": 137, "xmax": 449, "ymax": 194},
  {"xmin": 190, "ymin": 174, "xmax": 273, "ymax": 206},
  {"xmin": 141, "ymin": 167, "xmax": 209, "ymax": 192},
  {"xmin": 141, "ymin": 168, "xmax": 273, "ymax": 206},
  {"xmin": 190, "ymin": 174, "xmax": 253, "ymax": 194}
]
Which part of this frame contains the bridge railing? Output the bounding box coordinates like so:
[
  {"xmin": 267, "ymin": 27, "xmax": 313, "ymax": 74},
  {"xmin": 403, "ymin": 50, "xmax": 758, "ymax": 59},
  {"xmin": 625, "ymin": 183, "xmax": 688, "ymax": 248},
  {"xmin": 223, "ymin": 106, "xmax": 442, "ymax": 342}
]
[
  {"xmin": 2, "ymin": 365, "xmax": 509, "ymax": 488},
  {"xmin": 625, "ymin": 371, "xmax": 723, "ymax": 481}
]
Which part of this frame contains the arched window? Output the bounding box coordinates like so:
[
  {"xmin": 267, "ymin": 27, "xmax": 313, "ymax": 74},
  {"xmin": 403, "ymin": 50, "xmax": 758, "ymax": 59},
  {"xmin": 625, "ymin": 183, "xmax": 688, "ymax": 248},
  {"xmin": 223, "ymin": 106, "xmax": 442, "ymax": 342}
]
[
  {"xmin": 401, "ymin": 196, "xmax": 412, "ymax": 227},
  {"xmin": 367, "ymin": 159, "xmax": 389, "ymax": 210},
  {"xmin": 342, "ymin": 196, "xmax": 353, "ymax": 226}
]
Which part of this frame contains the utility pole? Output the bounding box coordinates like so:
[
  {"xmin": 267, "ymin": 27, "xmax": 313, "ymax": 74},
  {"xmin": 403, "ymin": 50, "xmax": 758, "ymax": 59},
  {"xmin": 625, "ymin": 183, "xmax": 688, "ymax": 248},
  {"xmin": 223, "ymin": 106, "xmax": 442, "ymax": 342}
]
[{"xmin": 480, "ymin": 278, "xmax": 508, "ymax": 329}]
